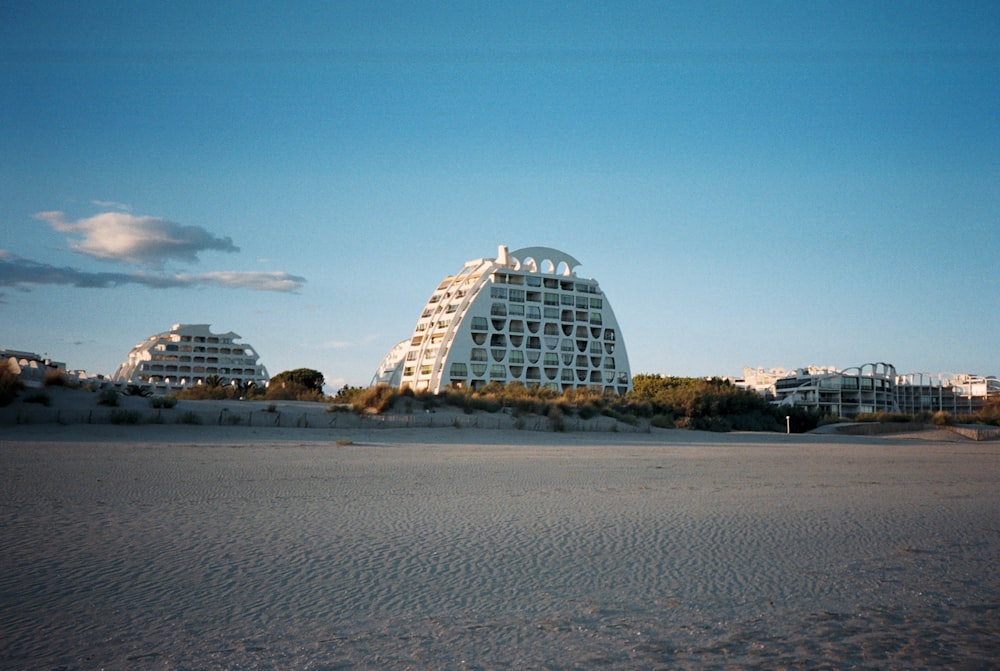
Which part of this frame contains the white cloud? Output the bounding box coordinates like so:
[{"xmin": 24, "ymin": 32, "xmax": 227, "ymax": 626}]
[
  {"xmin": 35, "ymin": 210, "xmax": 239, "ymax": 268},
  {"xmin": 90, "ymin": 200, "xmax": 131, "ymax": 212},
  {"xmin": 0, "ymin": 251, "xmax": 305, "ymax": 293}
]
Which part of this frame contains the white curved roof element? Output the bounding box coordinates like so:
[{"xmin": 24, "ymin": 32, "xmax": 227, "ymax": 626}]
[{"xmin": 506, "ymin": 247, "xmax": 582, "ymax": 276}]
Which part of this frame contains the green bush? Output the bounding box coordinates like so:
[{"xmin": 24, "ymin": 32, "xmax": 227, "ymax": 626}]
[
  {"xmin": 149, "ymin": 396, "xmax": 177, "ymax": 409},
  {"xmin": 546, "ymin": 406, "xmax": 565, "ymax": 432},
  {"xmin": 0, "ymin": 369, "xmax": 24, "ymax": 407},
  {"xmin": 42, "ymin": 370, "xmax": 68, "ymax": 387},
  {"xmin": 98, "ymin": 389, "xmax": 119, "ymax": 406},
  {"xmin": 24, "ymin": 391, "xmax": 51, "ymax": 406},
  {"xmin": 178, "ymin": 411, "xmax": 202, "ymax": 425},
  {"xmin": 355, "ymin": 385, "xmax": 399, "ymax": 414},
  {"xmin": 650, "ymin": 413, "xmax": 675, "ymax": 429},
  {"xmin": 931, "ymin": 410, "xmax": 954, "ymax": 426},
  {"xmin": 109, "ymin": 409, "xmax": 141, "ymax": 424}
]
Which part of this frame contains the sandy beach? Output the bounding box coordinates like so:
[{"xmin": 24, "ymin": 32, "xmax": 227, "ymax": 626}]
[{"xmin": 2, "ymin": 418, "xmax": 999, "ymax": 669}]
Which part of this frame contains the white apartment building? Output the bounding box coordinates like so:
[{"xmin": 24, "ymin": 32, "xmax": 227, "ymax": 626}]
[
  {"xmin": 373, "ymin": 245, "xmax": 632, "ymax": 394},
  {"xmin": 113, "ymin": 324, "xmax": 269, "ymax": 393}
]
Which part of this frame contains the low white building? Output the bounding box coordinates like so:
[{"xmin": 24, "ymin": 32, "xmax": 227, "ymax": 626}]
[
  {"xmin": 742, "ymin": 364, "xmax": 998, "ymax": 417},
  {"xmin": 112, "ymin": 324, "xmax": 269, "ymax": 393},
  {"xmin": 1, "ymin": 349, "xmax": 65, "ymax": 388}
]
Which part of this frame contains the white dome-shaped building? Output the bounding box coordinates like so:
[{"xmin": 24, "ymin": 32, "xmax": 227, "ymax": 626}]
[
  {"xmin": 373, "ymin": 246, "xmax": 632, "ymax": 394},
  {"xmin": 113, "ymin": 323, "xmax": 269, "ymax": 393}
]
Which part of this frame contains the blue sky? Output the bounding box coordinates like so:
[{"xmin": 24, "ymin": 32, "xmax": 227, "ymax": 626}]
[{"xmin": 2, "ymin": 1, "xmax": 998, "ymax": 388}]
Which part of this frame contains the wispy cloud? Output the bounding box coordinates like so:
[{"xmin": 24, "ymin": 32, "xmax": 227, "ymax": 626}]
[
  {"xmin": 0, "ymin": 250, "xmax": 305, "ymax": 293},
  {"xmin": 35, "ymin": 210, "xmax": 239, "ymax": 268},
  {"xmin": 90, "ymin": 200, "xmax": 131, "ymax": 212}
]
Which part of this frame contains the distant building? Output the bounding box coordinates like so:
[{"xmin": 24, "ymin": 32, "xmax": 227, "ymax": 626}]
[
  {"xmin": 112, "ymin": 324, "xmax": 269, "ymax": 393},
  {"xmin": 1, "ymin": 349, "xmax": 65, "ymax": 388},
  {"xmin": 741, "ymin": 364, "xmax": 999, "ymax": 417},
  {"xmin": 895, "ymin": 372, "xmax": 1000, "ymax": 415},
  {"xmin": 373, "ymin": 245, "xmax": 632, "ymax": 394}
]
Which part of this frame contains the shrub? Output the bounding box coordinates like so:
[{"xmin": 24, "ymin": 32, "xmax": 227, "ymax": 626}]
[
  {"xmin": 42, "ymin": 370, "xmax": 68, "ymax": 387},
  {"xmin": 98, "ymin": 389, "xmax": 119, "ymax": 406},
  {"xmin": 855, "ymin": 412, "xmax": 914, "ymax": 424},
  {"xmin": 124, "ymin": 384, "xmax": 153, "ymax": 397},
  {"xmin": 174, "ymin": 385, "xmax": 234, "ymax": 401},
  {"xmin": 0, "ymin": 368, "xmax": 24, "ymax": 406},
  {"xmin": 331, "ymin": 384, "xmax": 366, "ymax": 404},
  {"xmin": 24, "ymin": 391, "xmax": 51, "ymax": 406},
  {"xmin": 651, "ymin": 413, "xmax": 675, "ymax": 429},
  {"xmin": 109, "ymin": 409, "xmax": 141, "ymax": 424},
  {"xmin": 149, "ymin": 396, "xmax": 177, "ymax": 409},
  {"xmin": 931, "ymin": 410, "xmax": 954, "ymax": 426},
  {"xmin": 546, "ymin": 405, "xmax": 565, "ymax": 432},
  {"xmin": 355, "ymin": 385, "xmax": 399, "ymax": 414},
  {"xmin": 178, "ymin": 411, "xmax": 202, "ymax": 425}
]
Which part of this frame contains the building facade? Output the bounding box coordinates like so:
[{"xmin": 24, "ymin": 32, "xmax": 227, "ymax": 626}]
[
  {"xmin": 895, "ymin": 372, "xmax": 1000, "ymax": 415},
  {"xmin": 741, "ymin": 364, "xmax": 999, "ymax": 417},
  {"xmin": 112, "ymin": 324, "xmax": 269, "ymax": 393},
  {"xmin": 373, "ymin": 245, "xmax": 632, "ymax": 394}
]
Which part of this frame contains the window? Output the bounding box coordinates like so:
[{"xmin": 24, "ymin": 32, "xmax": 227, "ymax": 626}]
[
  {"xmin": 543, "ymin": 352, "xmax": 559, "ymax": 366},
  {"xmin": 470, "ymin": 348, "xmax": 488, "ymax": 362},
  {"xmin": 490, "ymin": 364, "xmax": 506, "ymax": 378},
  {"xmin": 490, "ymin": 285, "xmax": 507, "ymax": 299},
  {"xmin": 561, "ymin": 294, "xmax": 575, "ymax": 306},
  {"xmin": 509, "ymin": 289, "xmax": 525, "ymax": 302},
  {"xmin": 449, "ymin": 363, "xmax": 468, "ymax": 377},
  {"xmin": 509, "ymin": 304, "xmax": 525, "ymax": 316},
  {"xmin": 526, "ymin": 306, "xmax": 541, "ymax": 319},
  {"xmin": 509, "ymin": 350, "xmax": 524, "ymax": 364},
  {"xmin": 490, "ymin": 303, "xmax": 507, "ymax": 317},
  {"xmin": 544, "ymin": 292, "xmax": 559, "ymax": 306},
  {"xmin": 471, "ymin": 317, "xmax": 488, "ymax": 330}
]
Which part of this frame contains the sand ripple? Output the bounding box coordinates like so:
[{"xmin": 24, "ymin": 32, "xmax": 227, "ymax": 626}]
[{"xmin": 1, "ymin": 439, "xmax": 998, "ymax": 669}]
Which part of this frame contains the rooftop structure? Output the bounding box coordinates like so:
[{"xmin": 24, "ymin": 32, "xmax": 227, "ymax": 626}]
[
  {"xmin": 373, "ymin": 245, "xmax": 632, "ymax": 394},
  {"xmin": 1, "ymin": 349, "xmax": 65, "ymax": 388},
  {"xmin": 112, "ymin": 324, "xmax": 269, "ymax": 393}
]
